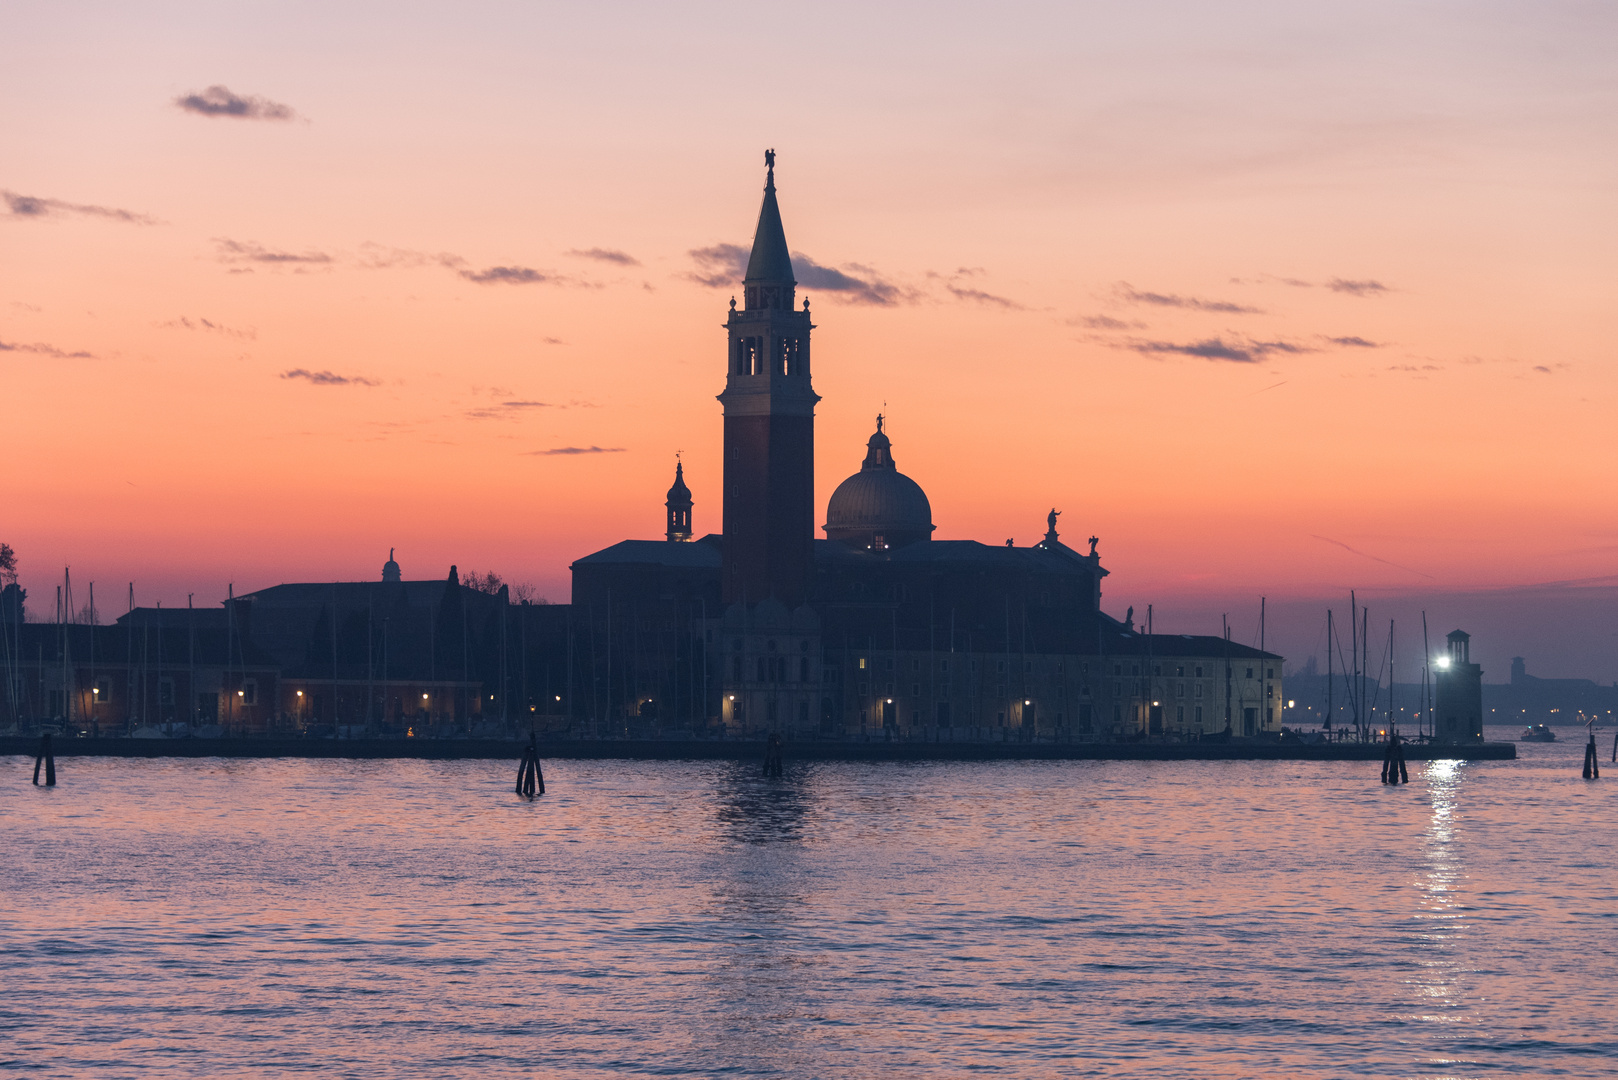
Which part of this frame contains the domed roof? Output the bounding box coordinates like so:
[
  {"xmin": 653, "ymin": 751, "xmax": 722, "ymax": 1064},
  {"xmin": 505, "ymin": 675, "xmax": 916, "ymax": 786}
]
[
  {"xmin": 382, "ymin": 547, "xmax": 401, "ymax": 583},
  {"xmin": 825, "ymin": 416, "xmax": 934, "ymax": 545},
  {"xmin": 666, "ymin": 460, "xmax": 691, "ymax": 504}
]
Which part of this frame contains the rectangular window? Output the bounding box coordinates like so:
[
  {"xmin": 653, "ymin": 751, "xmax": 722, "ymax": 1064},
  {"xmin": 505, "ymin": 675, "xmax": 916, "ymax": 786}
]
[
  {"xmin": 1195, "ymin": 683, "xmax": 1204, "ymax": 699},
  {"xmin": 1175, "ymin": 665, "xmax": 1184, "ymax": 677},
  {"xmin": 858, "ymin": 657, "xmax": 868, "ymax": 670},
  {"xmin": 912, "ymin": 659, "xmax": 921, "ymax": 672},
  {"xmin": 1195, "ymin": 706, "xmax": 1203, "ymax": 725},
  {"xmin": 1113, "ymin": 680, "xmax": 1122, "ymax": 697},
  {"xmin": 1194, "ymin": 666, "xmax": 1203, "ymax": 678},
  {"xmin": 1176, "ymin": 681, "xmax": 1185, "ymax": 696},
  {"xmin": 997, "ymin": 660, "xmax": 1006, "ymax": 674},
  {"xmin": 1267, "ymin": 685, "xmax": 1274, "ymax": 698},
  {"xmin": 911, "ymin": 682, "xmax": 920, "ymax": 697},
  {"xmin": 1176, "ymin": 705, "xmax": 1184, "ymax": 724},
  {"xmin": 242, "ymin": 679, "xmax": 258, "ymax": 706},
  {"xmin": 800, "ymin": 657, "xmax": 810, "ymax": 682},
  {"xmin": 1056, "ymin": 661, "xmax": 1065, "ymax": 674},
  {"xmin": 1267, "ymin": 668, "xmax": 1274, "ymax": 679},
  {"xmin": 757, "ymin": 658, "xmax": 767, "ymax": 682},
  {"xmin": 1246, "ymin": 667, "xmax": 1254, "ymax": 679},
  {"xmin": 1081, "ymin": 662, "xmax": 1089, "ymax": 675}
]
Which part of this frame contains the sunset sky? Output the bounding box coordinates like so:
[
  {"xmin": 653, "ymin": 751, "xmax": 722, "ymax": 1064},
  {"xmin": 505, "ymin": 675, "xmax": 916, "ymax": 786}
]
[{"xmin": 4, "ymin": 2, "xmax": 1615, "ymax": 679}]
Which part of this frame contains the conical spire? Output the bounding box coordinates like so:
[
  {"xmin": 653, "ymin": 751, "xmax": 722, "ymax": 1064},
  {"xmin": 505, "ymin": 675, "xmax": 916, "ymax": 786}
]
[{"xmin": 743, "ymin": 150, "xmax": 794, "ymax": 305}]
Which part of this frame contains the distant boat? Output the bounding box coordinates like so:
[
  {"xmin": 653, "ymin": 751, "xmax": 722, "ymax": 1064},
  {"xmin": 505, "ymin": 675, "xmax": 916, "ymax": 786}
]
[{"xmin": 1520, "ymin": 724, "xmax": 1556, "ymax": 743}]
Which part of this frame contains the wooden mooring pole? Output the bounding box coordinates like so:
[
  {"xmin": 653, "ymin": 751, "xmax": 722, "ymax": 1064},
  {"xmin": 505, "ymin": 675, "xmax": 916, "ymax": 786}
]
[
  {"xmin": 763, "ymin": 731, "xmax": 783, "ymax": 778},
  {"xmin": 32, "ymin": 732, "xmax": 56, "ymax": 787},
  {"xmin": 515, "ymin": 738, "xmax": 545, "ymax": 798},
  {"xmin": 1380, "ymin": 732, "xmax": 1408, "ymax": 785}
]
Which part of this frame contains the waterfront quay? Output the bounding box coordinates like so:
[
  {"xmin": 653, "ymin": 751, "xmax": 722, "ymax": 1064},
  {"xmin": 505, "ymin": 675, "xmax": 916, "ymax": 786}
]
[{"xmin": 2, "ymin": 734, "xmax": 1515, "ymax": 762}]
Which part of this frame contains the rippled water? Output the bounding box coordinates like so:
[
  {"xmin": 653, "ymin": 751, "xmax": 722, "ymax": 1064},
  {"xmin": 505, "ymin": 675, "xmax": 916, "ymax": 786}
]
[{"xmin": 3, "ymin": 728, "xmax": 1615, "ymax": 1078}]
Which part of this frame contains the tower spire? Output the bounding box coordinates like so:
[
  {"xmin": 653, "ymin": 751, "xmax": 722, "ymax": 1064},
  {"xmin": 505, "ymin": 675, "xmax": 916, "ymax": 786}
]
[
  {"xmin": 665, "ymin": 458, "xmax": 693, "ymax": 542},
  {"xmin": 744, "ymin": 149, "xmax": 794, "ymax": 309}
]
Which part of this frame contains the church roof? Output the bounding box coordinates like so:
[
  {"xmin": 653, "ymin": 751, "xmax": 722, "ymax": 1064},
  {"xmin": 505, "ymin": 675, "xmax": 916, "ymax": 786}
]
[
  {"xmin": 744, "ymin": 156, "xmax": 794, "ymax": 285},
  {"xmin": 571, "ymin": 536, "xmax": 723, "ymax": 570}
]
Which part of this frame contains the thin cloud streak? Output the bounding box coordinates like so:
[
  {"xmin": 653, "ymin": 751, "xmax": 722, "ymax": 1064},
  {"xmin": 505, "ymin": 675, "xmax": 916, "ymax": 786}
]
[
  {"xmin": 461, "ymin": 266, "xmax": 549, "ymax": 285},
  {"xmin": 1327, "ymin": 278, "xmax": 1389, "ymax": 296},
  {"xmin": 1310, "ymin": 534, "xmax": 1434, "ymax": 579},
  {"xmin": 175, "ymin": 85, "xmax": 297, "ymax": 121},
  {"xmin": 0, "ymin": 338, "xmax": 95, "ymax": 359},
  {"xmin": 566, "ymin": 247, "xmax": 640, "ymax": 266},
  {"xmin": 215, "ymin": 238, "xmax": 332, "ymax": 265},
  {"xmin": 525, "ymin": 446, "xmax": 625, "ymax": 456},
  {"xmin": 3, "ymin": 190, "xmax": 158, "ymax": 225},
  {"xmin": 281, "ymin": 369, "xmax": 379, "ymax": 387},
  {"xmin": 1117, "ymin": 282, "xmax": 1261, "ymax": 314}
]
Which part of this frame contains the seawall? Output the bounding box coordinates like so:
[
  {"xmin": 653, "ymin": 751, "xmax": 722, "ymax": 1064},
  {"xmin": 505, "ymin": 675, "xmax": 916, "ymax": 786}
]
[{"xmin": 1, "ymin": 736, "xmax": 1516, "ymax": 763}]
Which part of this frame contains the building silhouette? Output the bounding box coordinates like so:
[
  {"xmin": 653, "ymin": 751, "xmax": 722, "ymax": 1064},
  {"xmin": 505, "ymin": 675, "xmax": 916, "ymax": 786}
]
[
  {"xmin": 569, "ymin": 155, "xmax": 1283, "ymax": 741},
  {"xmin": 0, "ymin": 155, "xmax": 1285, "ymax": 742}
]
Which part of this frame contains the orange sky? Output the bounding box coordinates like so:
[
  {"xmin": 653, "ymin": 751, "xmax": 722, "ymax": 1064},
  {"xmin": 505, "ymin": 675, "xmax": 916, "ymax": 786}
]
[{"xmin": 3, "ymin": 2, "xmax": 1615, "ymax": 678}]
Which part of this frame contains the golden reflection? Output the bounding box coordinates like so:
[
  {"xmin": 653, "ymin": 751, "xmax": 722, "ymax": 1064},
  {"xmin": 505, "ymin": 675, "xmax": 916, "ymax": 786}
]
[{"xmin": 1412, "ymin": 757, "xmax": 1466, "ymax": 1024}]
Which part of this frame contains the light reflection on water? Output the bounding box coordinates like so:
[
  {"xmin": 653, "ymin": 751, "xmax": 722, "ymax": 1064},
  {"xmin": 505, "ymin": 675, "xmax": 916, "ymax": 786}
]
[{"xmin": 2, "ymin": 729, "xmax": 1615, "ymax": 1078}]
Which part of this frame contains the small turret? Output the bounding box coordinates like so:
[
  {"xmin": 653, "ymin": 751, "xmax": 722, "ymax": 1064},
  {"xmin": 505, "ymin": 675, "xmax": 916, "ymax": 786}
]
[{"xmin": 666, "ymin": 460, "xmax": 693, "ymax": 542}]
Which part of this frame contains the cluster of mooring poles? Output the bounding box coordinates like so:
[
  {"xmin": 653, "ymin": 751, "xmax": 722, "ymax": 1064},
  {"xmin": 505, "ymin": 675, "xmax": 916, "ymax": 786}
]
[
  {"xmin": 1583, "ymin": 717, "xmax": 1602, "ymax": 780},
  {"xmin": 762, "ymin": 732, "xmax": 784, "ymax": 778},
  {"xmin": 1381, "ymin": 731, "xmax": 1409, "ymax": 785},
  {"xmin": 515, "ymin": 737, "xmax": 545, "ymax": 798},
  {"xmin": 31, "ymin": 733, "xmax": 56, "ymax": 787}
]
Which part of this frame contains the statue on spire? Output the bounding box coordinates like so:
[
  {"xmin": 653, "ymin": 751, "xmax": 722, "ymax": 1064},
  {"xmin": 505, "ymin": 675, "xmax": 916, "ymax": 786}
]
[
  {"xmin": 765, "ymin": 148, "xmax": 775, "ymax": 169},
  {"xmin": 875, "ymin": 412, "xmax": 884, "ymax": 434},
  {"xmin": 1046, "ymin": 508, "xmax": 1060, "ymax": 538}
]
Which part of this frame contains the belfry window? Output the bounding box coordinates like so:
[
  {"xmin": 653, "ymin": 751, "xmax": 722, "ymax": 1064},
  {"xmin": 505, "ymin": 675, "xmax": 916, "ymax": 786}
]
[{"xmin": 734, "ymin": 336, "xmax": 765, "ymax": 375}]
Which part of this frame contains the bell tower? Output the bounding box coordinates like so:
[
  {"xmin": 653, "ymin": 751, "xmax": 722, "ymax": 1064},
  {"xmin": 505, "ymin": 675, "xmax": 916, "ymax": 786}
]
[
  {"xmin": 719, "ymin": 151, "xmax": 818, "ymax": 606},
  {"xmin": 665, "ymin": 458, "xmax": 693, "ymax": 542}
]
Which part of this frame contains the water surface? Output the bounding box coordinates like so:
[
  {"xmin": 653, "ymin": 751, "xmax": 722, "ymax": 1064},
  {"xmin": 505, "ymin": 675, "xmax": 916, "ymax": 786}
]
[{"xmin": 3, "ymin": 728, "xmax": 1614, "ymax": 1077}]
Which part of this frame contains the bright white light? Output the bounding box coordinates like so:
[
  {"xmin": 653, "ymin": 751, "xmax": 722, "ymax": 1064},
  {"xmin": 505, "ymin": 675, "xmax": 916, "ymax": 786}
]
[
  {"xmin": 297, "ymin": 690, "xmax": 303, "ymax": 697},
  {"xmin": 1435, "ymin": 656, "xmax": 1451, "ymax": 669},
  {"xmin": 422, "ymin": 693, "xmax": 428, "ymax": 700}
]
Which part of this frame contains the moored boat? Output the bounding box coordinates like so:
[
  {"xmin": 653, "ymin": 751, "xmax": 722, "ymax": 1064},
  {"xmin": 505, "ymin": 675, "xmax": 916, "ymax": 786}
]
[{"xmin": 1520, "ymin": 724, "xmax": 1556, "ymax": 742}]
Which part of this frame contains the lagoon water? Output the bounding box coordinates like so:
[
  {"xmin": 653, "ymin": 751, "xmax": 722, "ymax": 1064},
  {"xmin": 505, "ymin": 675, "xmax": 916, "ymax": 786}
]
[{"xmin": 3, "ymin": 728, "xmax": 1615, "ymax": 1078}]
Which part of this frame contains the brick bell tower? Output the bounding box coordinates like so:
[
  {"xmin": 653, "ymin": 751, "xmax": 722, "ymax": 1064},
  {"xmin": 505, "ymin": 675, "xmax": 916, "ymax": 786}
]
[{"xmin": 719, "ymin": 150, "xmax": 818, "ymax": 607}]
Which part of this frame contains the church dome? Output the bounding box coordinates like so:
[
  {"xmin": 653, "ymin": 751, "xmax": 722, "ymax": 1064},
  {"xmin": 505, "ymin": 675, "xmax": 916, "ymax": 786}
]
[{"xmin": 824, "ymin": 417, "xmax": 934, "ymax": 551}]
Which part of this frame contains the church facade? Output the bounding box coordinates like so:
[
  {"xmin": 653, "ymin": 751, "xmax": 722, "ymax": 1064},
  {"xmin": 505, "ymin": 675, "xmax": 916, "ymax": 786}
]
[{"xmin": 570, "ymin": 155, "xmax": 1282, "ymax": 742}]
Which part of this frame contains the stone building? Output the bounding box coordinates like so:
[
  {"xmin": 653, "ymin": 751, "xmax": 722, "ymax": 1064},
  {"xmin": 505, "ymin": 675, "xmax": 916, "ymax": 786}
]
[{"xmin": 568, "ymin": 154, "xmax": 1282, "ymax": 740}]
